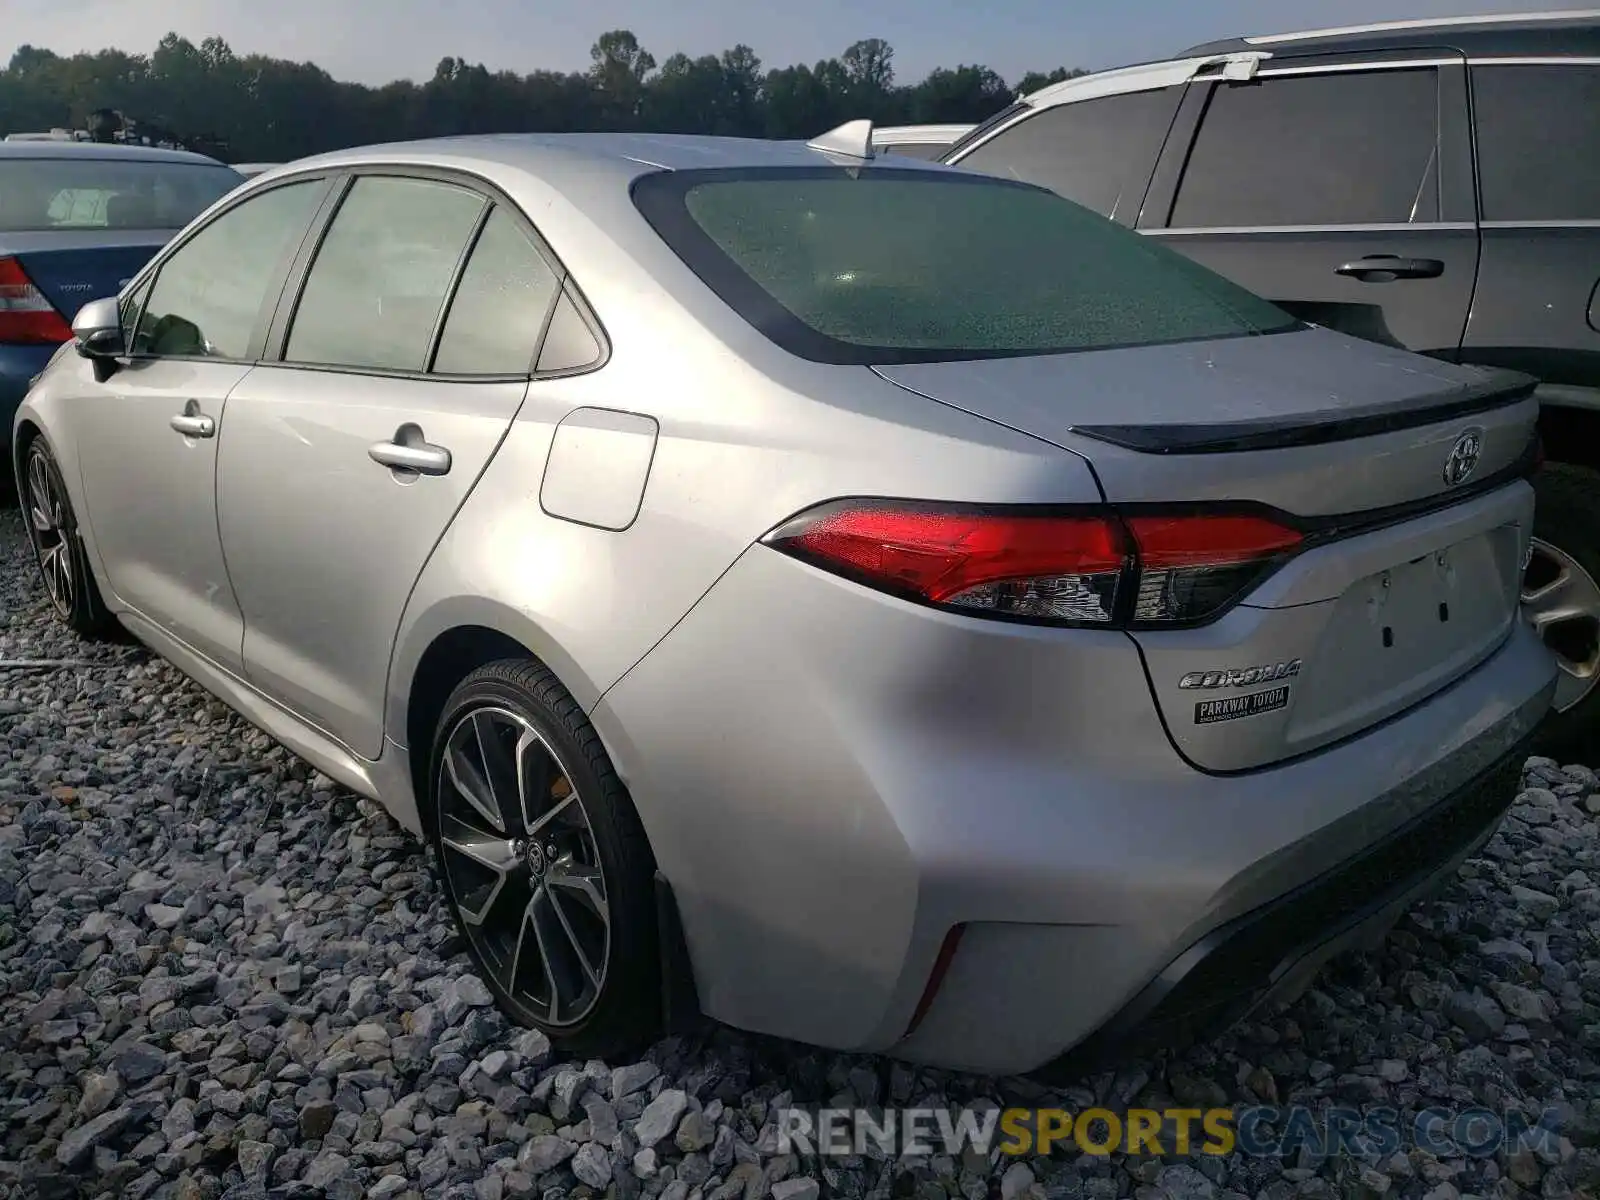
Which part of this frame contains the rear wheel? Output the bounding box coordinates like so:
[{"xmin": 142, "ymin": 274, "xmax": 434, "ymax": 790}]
[
  {"xmin": 22, "ymin": 438, "xmax": 118, "ymax": 640},
  {"xmin": 427, "ymin": 658, "xmax": 662, "ymax": 1059},
  {"xmin": 1524, "ymin": 463, "xmax": 1600, "ymax": 761}
]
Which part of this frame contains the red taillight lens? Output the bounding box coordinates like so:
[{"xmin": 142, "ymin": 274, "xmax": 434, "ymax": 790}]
[
  {"xmin": 0, "ymin": 257, "xmax": 74, "ymax": 345},
  {"xmin": 764, "ymin": 501, "xmax": 1130, "ymax": 623},
  {"xmin": 764, "ymin": 500, "xmax": 1304, "ymax": 628}
]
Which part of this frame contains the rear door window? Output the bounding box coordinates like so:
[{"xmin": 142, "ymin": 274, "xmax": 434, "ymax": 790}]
[
  {"xmin": 1170, "ymin": 68, "xmax": 1440, "ymax": 228},
  {"xmin": 1472, "ymin": 63, "xmax": 1600, "ymax": 221},
  {"xmin": 955, "ymin": 88, "xmax": 1182, "ymax": 220},
  {"xmin": 285, "ymin": 175, "xmax": 485, "ymax": 373}
]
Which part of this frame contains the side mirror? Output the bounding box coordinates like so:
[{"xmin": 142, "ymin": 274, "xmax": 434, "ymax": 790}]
[
  {"xmin": 72, "ymin": 297, "xmax": 124, "ymax": 358},
  {"xmin": 72, "ymin": 297, "xmax": 125, "ymax": 380}
]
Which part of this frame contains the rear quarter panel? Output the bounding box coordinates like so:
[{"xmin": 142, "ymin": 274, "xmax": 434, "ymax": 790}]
[{"xmin": 382, "ymin": 162, "xmax": 1109, "ymax": 753}]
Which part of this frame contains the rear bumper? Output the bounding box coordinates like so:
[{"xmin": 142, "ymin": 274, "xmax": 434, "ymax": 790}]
[
  {"xmin": 1032, "ymin": 733, "xmax": 1532, "ymax": 1080},
  {"xmin": 593, "ymin": 543, "xmax": 1556, "ymax": 1076}
]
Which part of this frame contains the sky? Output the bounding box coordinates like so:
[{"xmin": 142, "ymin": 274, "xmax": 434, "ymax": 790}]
[{"xmin": 0, "ymin": 0, "xmax": 1565, "ymax": 87}]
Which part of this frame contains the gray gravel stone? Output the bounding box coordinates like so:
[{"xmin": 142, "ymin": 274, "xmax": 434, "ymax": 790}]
[{"xmin": 0, "ymin": 507, "xmax": 1596, "ymax": 1200}]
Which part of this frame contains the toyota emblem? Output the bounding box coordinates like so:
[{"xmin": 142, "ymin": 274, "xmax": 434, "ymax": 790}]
[{"xmin": 1443, "ymin": 428, "xmax": 1484, "ymax": 487}]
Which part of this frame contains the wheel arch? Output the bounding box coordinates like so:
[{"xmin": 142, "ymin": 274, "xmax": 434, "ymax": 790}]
[
  {"xmin": 12, "ymin": 416, "xmax": 42, "ymax": 482},
  {"xmin": 389, "ymin": 598, "xmax": 608, "ymax": 836}
]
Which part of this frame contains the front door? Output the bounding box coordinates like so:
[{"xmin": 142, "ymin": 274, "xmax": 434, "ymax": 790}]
[
  {"xmin": 1138, "ymin": 54, "xmax": 1480, "ymax": 360},
  {"xmin": 71, "ymin": 177, "xmax": 328, "ymax": 670},
  {"xmin": 216, "ymin": 176, "xmax": 564, "ymax": 758}
]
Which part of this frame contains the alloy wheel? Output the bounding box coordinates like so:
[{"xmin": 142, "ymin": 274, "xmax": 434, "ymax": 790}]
[
  {"xmin": 25, "ymin": 447, "xmax": 75, "ymax": 619},
  {"xmin": 435, "ymin": 705, "xmax": 610, "ymax": 1027},
  {"xmin": 1522, "ymin": 536, "xmax": 1600, "ymax": 713}
]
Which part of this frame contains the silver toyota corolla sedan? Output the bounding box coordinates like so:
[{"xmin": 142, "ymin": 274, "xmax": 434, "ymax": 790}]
[{"xmin": 14, "ymin": 128, "xmax": 1557, "ymax": 1078}]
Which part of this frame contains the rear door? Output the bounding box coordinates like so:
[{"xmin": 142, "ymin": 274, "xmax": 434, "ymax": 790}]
[
  {"xmin": 1138, "ymin": 51, "xmax": 1480, "ymax": 360},
  {"xmin": 1459, "ymin": 59, "xmax": 1600, "ymax": 402},
  {"xmin": 216, "ymin": 171, "xmax": 567, "ymax": 759}
]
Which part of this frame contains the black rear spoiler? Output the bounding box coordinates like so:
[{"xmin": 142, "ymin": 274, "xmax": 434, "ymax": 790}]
[{"xmin": 1070, "ymin": 368, "xmax": 1540, "ymax": 455}]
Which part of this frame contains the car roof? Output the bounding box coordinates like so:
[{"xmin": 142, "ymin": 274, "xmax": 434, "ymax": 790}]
[
  {"xmin": 1178, "ymin": 9, "xmax": 1600, "ymax": 59},
  {"xmin": 279, "ymin": 131, "xmax": 960, "ymax": 195},
  {"xmin": 0, "ymin": 140, "xmax": 229, "ymax": 166}
]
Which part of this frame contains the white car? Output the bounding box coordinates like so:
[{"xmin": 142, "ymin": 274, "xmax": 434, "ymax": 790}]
[{"xmin": 867, "ymin": 124, "xmax": 974, "ymax": 160}]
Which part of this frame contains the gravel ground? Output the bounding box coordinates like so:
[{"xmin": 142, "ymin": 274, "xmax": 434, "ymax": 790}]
[{"xmin": 0, "ymin": 505, "xmax": 1598, "ymax": 1200}]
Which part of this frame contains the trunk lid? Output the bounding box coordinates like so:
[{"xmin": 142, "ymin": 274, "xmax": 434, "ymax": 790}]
[
  {"xmin": 2, "ymin": 230, "xmax": 172, "ymax": 323},
  {"xmin": 873, "ymin": 327, "xmax": 1540, "ymax": 771}
]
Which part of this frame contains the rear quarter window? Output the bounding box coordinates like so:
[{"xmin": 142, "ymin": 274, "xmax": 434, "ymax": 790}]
[{"xmin": 632, "ymin": 167, "xmax": 1298, "ymax": 366}]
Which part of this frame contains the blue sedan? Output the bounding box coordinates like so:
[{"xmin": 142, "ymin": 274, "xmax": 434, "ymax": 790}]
[{"xmin": 0, "ymin": 141, "xmax": 242, "ymax": 456}]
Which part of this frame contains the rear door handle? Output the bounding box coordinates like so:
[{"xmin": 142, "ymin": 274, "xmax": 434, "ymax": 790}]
[
  {"xmin": 368, "ymin": 423, "xmax": 452, "ymax": 476},
  {"xmin": 169, "ymin": 400, "xmax": 215, "ymax": 438},
  {"xmin": 1335, "ymin": 256, "xmax": 1445, "ymax": 282}
]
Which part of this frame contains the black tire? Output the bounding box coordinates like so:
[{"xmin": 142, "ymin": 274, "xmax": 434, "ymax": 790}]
[
  {"xmin": 1526, "ymin": 462, "xmax": 1600, "ymax": 762},
  {"xmin": 20, "ymin": 437, "xmax": 119, "ymax": 640},
  {"xmin": 426, "ymin": 658, "xmax": 662, "ymax": 1059}
]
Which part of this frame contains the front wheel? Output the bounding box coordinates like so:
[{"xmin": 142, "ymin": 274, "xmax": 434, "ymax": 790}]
[
  {"xmin": 21, "ymin": 438, "xmax": 118, "ymax": 640},
  {"xmin": 1524, "ymin": 463, "xmax": 1600, "ymax": 761},
  {"xmin": 426, "ymin": 658, "xmax": 662, "ymax": 1059}
]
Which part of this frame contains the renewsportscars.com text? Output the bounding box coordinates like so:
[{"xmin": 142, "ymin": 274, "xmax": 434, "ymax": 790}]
[{"xmin": 774, "ymin": 1105, "xmax": 1567, "ymax": 1161}]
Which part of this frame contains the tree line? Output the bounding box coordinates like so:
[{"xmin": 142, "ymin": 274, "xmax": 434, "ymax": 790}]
[{"xmin": 0, "ymin": 32, "xmax": 1088, "ymax": 163}]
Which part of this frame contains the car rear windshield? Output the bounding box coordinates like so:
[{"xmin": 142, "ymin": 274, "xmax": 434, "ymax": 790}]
[
  {"xmin": 631, "ymin": 167, "xmax": 1299, "ymax": 365},
  {"xmin": 0, "ymin": 158, "xmax": 242, "ymax": 232}
]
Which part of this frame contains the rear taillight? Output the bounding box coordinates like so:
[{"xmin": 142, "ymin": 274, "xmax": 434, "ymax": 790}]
[
  {"xmin": 763, "ymin": 500, "xmax": 1303, "ymax": 628},
  {"xmin": 1125, "ymin": 514, "xmax": 1304, "ymax": 623},
  {"xmin": 0, "ymin": 257, "xmax": 74, "ymax": 345}
]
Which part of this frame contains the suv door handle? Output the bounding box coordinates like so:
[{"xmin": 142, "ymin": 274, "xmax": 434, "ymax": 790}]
[
  {"xmin": 169, "ymin": 400, "xmax": 215, "ymax": 438},
  {"xmin": 368, "ymin": 423, "xmax": 452, "ymax": 476},
  {"xmin": 1335, "ymin": 256, "xmax": 1445, "ymax": 282}
]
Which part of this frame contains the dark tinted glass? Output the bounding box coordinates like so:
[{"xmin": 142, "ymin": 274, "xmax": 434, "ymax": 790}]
[
  {"xmin": 635, "ymin": 168, "xmax": 1297, "ymax": 365},
  {"xmin": 0, "ymin": 158, "xmax": 242, "ymax": 231},
  {"xmin": 957, "ymin": 89, "xmax": 1179, "ymax": 219},
  {"xmin": 1171, "ymin": 69, "xmax": 1439, "ymax": 228},
  {"xmin": 135, "ymin": 180, "xmax": 321, "ymax": 359},
  {"xmin": 432, "ymin": 207, "xmax": 561, "ymax": 375},
  {"xmin": 1473, "ymin": 64, "xmax": 1600, "ymax": 221},
  {"xmin": 877, "ymin": 142, "xmax": 948, "ymax": 160},
  {"xmin": 287, "ymin": 176, "xmax": 484, "ymax": 372}
]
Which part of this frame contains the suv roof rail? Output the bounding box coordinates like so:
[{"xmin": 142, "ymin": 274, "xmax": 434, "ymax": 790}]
[
  {"xmin": 807, "ymin": 119, "xmax": 876, "ymax": 161},
  {"xmin": 1020, "ymin": 50, "xmax": 1269, "ymax": 107},
  {"xmin": 1236, "ymin": 8, "xmax": 1600, "ymax": 46}
]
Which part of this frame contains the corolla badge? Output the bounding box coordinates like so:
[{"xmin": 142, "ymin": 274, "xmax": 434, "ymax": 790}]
[
  {"xmin": 1443, "ymin": 427, "xmax": 1484, "ymax": 487},
  {"xmin": 1178, "ymin": 659, "xmax": 1301, "ymax": 690}
]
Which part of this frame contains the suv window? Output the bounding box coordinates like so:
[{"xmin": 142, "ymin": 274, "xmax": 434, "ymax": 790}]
[
  {"xmin": 878, "ymin": 142, "xmax": 947, "ymax": 161},
  {"xmin": 956, "ymin": 89, "xmax": 1180, "ymax": 220},
  {"xmin": 1170, "ymin": 69, "xmax": 1439, "ymax": 228},
  {"xmin": 135, "ymin": 180, "xmax": 322, "ymax": 359},
  {"xmin": 286, "ymin": 175, "xmax": 485, "ymax": 373},
  {"xmin": 1472, "ymin": 64, "xmax": 1600, "ymax": 221},
  {"xmin": 432, "ymin": 206, "xmax": 562, "ymax": 375}
]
